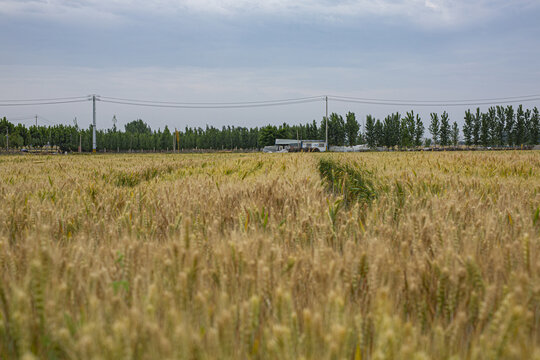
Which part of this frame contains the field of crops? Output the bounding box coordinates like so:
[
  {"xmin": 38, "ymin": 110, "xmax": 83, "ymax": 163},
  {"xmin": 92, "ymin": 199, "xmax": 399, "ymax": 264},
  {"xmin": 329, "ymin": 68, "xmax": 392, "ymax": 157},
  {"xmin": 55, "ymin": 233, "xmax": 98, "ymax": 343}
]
[{"xmin": 0, "ymin": 152, "xmax": 539, "ymax": 359}]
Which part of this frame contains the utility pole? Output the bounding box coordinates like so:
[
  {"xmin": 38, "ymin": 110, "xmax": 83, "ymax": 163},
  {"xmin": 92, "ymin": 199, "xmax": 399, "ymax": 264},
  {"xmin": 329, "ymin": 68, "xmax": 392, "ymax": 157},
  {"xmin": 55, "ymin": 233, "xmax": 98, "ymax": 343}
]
[
  {"xmin": 92, "ymin": 95, "xmax": 97, "ymax": 153},
  {"xmin": 325, "ymin": 96, "xmax": 328, "ymax": 151},
  {"xmin": 6, "ymin": 127, "xmax": 8, "ymax": 151},
  {"xmin": 35, "ymin": 115, "xmax": 38, "ymax": 127}
]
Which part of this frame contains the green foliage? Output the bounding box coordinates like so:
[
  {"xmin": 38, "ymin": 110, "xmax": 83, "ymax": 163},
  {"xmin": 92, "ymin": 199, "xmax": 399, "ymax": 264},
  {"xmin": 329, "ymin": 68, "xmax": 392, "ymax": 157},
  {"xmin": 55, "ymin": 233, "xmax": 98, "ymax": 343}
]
[
  {"xmin": 318, "ymin": 158, "xmax": 377, "ymax": 206},
  {"xmin": 258, "ymin": 125, "xmax": 280, "ymax": 147},
  {"xmin": 429, "ymin": 112, "xmax": 440, "ymax": 145},
  {"xmin": 451, "ymin": 121, "xmax": 459, "ymax": 146},
  {"xmin": 365, "ymin": 115, "xmax": 376, "ymax": 148},
  {"xmin": 473, "ymin": 108, "xmax": 482, "ymax": 145},
  {"xmin": 505, "ymin": 106, "xmax": 515, "ymax": 146},
  {"xmin": 374, "ymin": 119, "xmax": 384, "ymax": 147},
  {"xmin": 329, "ymin": 113, "xmax": 346, "ymax": 146},
  {"xmin": 2, "ymin": 104, "xmax": 538, "ymax": 153},
  {"xmin": 345, "ymin": 112, "xmax": 360, "ymax": 146},
  {"xmin": 415, "ymin": 113, "xmax": 424, "ymax": 147},
  {"xmin": 401, "ymin": 111, "xmax": 416, "ymax": 148},
  {"xmin": 125, "ymin": 119, "xmax": 152, "ymax": 134},
  {"xmin": 514, "ymin": 105, "xmax": 527, "ymax": 145},
  {"xmin": 463, "ymin": 110, "xmax": 473, "ymax": 146},
  {"xmin": 382, "ymin": 113, "xmax": 401, "ymax": 148},
  {"xmin": 530, "ymin": 107, "xmax": 539, "ymax": 145},
  {"xmin": 439, "ymin": 111, "xmax": 450, "ymax": 146}
]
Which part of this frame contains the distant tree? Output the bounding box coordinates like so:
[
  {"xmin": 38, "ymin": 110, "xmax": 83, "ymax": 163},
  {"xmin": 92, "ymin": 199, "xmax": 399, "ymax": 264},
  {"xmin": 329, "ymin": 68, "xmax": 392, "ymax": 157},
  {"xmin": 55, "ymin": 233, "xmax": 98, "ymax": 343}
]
[
  {"xmin": 472, "ymin": 108, "xmax": 481, "ymax": 145},
  {"xmin": 439, "ymin": 111, "xmax": 450, "ymax": 146},
  {"xmin": 0, "ymin": 117, "xmax": 14, "ymax": 137},
  {"xmin": 505, "ymin": 106, "xmax": 515, "ymax": 146},
  {"xmin": 486, "ymin": 107, "xmax": 497, "ymax": 146},
  {"xmin": 429, "ymin": 113, "xmax": 439, "ymax": 145},
  {"xmin": 530, "ymin": 107, "xmax": 539, "ymax": 145},
  {"xmin": 365, "ymin": 115, "xmax": 376, "ymax": 148},
  {"xmin": 125, "ymin": 119, "xmax": 152, "ymax": 134},
  {"xmin": 345, "ymin": 112, "xmax": 360, "ymax": 146},
  {"xmin": 328, "ymin": 113, "xmax": 346, "ymax": 146},
  {"xmin": 258, "ymin": 125, "xmax": 279, "ymax": 147},
  {"xmin": 414, "ymin": 113, "xmax": 424, "ymax": 147},
  {"xmin": 307, "ymin": 120, "xmax": 319, "ymax": 139},
  {"xmin": 480, "ymin": 112, "xmax": 490, "ymax": 147},
  {"xmin": 383, "ymin": 113, "xmax": 401, "ymax": 148},
  {"xmin": 319, "ymin": 117, "xmax": 328, "ymax": 142},
  {"xmin": 161, "ymin": 126, "xmax": 172, "ymax": 150},
  {"xmin": 401, "ymin": 111, "xmax": 416, "ymax": 148},
  {"xmin": 374, "ymin": 119, "xmax": 384, "ymax": 147},
  {"xmin": 524, "ymin": 107, "xmax": 532, "ymax": 145},
  {"xmin": 514, "ymin": 105, "xmax": 526, "ymax": 145},
  {"xmin": 451, "ymin": 122, "xmax": 459, "ymax": 146},
  {"xmin": 495, "ymin": 106, "xmax": 506, "ymax": 146},
  {"xmin": 463, "ymin": 109, "xmax": 473, "ymax": 146}
]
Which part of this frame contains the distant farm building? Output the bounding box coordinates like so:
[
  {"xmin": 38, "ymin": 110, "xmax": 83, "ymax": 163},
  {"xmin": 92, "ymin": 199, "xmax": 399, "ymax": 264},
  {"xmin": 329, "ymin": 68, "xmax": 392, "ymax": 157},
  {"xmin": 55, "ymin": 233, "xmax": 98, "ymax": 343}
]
[{"xmin": 272, "ymin": 139, "xmax": 327, "ymax": 152}]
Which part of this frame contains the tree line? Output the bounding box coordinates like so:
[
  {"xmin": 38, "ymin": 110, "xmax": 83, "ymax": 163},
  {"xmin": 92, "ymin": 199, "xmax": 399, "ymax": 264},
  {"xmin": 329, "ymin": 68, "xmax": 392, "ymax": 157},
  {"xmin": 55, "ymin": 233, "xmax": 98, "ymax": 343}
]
[{"xmin": 0, "ymin": 105, "xmax": 538, "ymax": 152}]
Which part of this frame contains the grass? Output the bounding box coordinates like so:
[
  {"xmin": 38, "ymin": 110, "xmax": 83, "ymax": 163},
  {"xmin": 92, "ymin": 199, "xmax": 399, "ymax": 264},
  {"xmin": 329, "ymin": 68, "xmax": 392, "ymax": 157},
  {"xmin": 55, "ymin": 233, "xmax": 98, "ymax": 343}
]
[{"xmin": 0, "ymin": 151, "xmax": 539, "ymax": 359}]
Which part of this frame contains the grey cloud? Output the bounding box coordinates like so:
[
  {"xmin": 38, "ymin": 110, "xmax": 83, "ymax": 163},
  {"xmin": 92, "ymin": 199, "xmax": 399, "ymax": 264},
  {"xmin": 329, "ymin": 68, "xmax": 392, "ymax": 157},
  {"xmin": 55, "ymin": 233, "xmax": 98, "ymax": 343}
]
[{"xmin": 1, "ymin": 0, "xmax": 538, "ymax": 28}]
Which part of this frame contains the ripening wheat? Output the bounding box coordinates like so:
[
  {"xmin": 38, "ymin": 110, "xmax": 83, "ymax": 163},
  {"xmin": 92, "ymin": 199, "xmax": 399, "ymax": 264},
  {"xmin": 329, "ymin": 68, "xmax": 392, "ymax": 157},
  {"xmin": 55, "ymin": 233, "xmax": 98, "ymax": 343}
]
[{"xmin": 0, "ymin": 151, "xmax": 539, "ymax": 359}]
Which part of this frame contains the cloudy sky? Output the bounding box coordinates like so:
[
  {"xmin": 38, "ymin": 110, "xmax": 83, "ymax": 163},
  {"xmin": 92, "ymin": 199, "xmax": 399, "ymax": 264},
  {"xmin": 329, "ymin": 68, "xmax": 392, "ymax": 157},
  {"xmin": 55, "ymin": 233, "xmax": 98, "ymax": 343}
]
[{"xmin": 1, "ymin": 0, "xmax": 539, "ymax": 131}]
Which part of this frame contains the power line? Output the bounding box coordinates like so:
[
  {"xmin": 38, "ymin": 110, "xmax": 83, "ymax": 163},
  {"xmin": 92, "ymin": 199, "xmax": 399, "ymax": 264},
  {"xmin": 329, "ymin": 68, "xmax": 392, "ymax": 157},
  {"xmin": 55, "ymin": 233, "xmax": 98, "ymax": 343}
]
[
  {"xmin": 328, "ymin": 96, "xmax": 540, "ymax": 107},
  {"xmin": 328, "ymin": 93, "xmax": 540, "ymax": 104},
  {"xmin": 99, "ymin": 95, "xmax": 324, "ymax": 105},
  {"xmin": 0, "ymin": 96, "xmax": 88, "ymax": 102},
  {"xmin": 5, "ymin": 115, "xmax": 36, "ymax": 121},
  {"xmin": 99, "ymin": 98, "xmax": 322, "ymax": 109},
  {"xmin": 0, "ymin": 99, "xmax": 88, "ymax": 106},
  {"xmin": 1, "ymin": 92, "xmax": 539, "ymax": 109}
]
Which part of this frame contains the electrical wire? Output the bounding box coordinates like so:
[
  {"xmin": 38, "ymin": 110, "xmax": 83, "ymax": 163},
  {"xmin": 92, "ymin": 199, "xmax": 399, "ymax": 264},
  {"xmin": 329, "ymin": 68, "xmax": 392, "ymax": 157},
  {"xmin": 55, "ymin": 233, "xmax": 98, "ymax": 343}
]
[
  {"xmin": 0, "ymin": 99, "xmax": 89, "ymax": 106},
  {"xmin": 328, "ymin": 96, "xmax": 540, "ymax": 107},
  {"xmin": 4, "ymin": 115, "xmax": 36, "ymax": 121},
  {"xmin": 0, "ymin": 96, "xmax": 88, "ymax": 102},
  {"xmin": 99, "ymin": 98, "xmax": 322, "ymax": 109},
  {"xmin": 99, "ymin": 95, "xmax": 324, "ymax": 106},
  {"xmin": 328, "ymin": 93, "xmax": 540, "ymax": 104},
  {"xmin": 1, "ymin": 93, "xmax": 539, "ymax": 109}
]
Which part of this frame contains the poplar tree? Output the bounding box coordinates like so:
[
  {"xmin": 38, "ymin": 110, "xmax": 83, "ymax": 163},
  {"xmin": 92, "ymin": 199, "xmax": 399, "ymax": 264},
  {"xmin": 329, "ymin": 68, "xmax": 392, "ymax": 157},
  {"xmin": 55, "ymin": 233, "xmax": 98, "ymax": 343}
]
[
  {"xmin": 451, "ymin": 122, "xmax": 459, "ymax": 146},
  {"xmin": 487, "ymin": 107, "xmax": 497, "ymax": 146},
  {"xmin": 505, "ymin": 106, "xmax": 515, "ymax": 146},
  {"xmin": 365, "ymin": 115, "xmax": 376, "ymax": 148},
  {"xmin": 414, "ymin": 113, "xmax": 424, "ymax": 147},
  {"xmin": 374, "ymin": 119, "xmax": 384, "ymax": 147},
  {"xmin": 401, "ymin": 111, "xmax": 416, "ymax": 148},
  {"xmin": 495, "ymin": 106, "xmax": 506, "ymax": 146},
  {"xmin": 439, "ymin": 111, "xmax": 450, "ymax": 146},
  {"xmin": 429, "ymin": 113, "xmax": 439, "ymax": 145},
  {"xmin": 463, "ymin": 110, "xmax": 473, "ymax": 146},
  {"xmin": 514, "ymin": 105, "xmax": 526, "ymax": 145},
  {"xmin": 529, "ymin": 107, "xmax": 539, "ymax": 145},
  {"xmin": 480, "ymin": 112, "xmax": 490, "ymax": 147},
  {"xmin": 345, "ymin": 112, "xmax": 360, "ymax": 146},
  {"xmin": 472, "ymin": 108, "xmax": 481, "ymax": 145}
]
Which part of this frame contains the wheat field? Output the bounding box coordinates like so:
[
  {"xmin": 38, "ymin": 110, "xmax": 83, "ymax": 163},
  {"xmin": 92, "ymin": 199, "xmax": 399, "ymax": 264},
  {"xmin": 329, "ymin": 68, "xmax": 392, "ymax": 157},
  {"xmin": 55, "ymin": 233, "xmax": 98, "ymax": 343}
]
[{"xmin": 0, "ymin": 152, "xmax": 539, "ymax": 359}]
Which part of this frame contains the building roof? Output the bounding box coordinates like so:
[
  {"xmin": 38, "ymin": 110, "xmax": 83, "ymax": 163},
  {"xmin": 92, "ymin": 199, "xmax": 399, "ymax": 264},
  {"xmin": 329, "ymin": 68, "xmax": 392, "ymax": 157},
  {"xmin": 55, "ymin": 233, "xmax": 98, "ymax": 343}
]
[{"xmin": 275, "ymin": 139, "xmax": 325, "ymax": 145}]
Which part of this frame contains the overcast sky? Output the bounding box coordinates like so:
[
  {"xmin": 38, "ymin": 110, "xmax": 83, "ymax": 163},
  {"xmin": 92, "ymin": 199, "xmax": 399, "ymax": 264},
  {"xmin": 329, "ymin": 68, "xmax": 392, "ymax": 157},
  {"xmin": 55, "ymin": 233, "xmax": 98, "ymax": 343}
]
[{"xmin": 1, "ymin": 0, "xmax": 540, "ymax": 131}]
